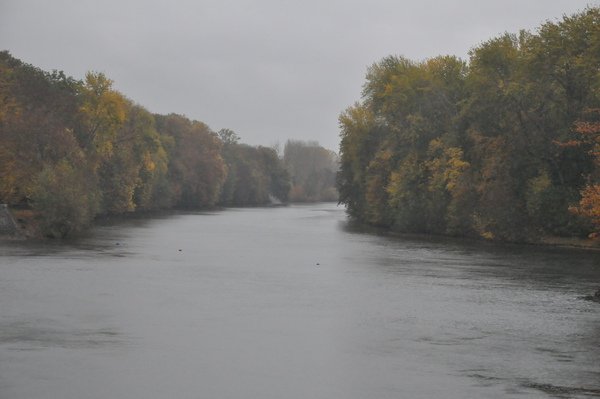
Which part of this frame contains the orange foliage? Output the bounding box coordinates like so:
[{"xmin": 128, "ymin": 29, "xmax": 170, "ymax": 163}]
[
  {"xmin": 571, "ymin": 185, "xmax": 600, "ymax": 233},
  {"xmin": 571, "ymin": 109, "xmax": 600, "ymax": 234}
]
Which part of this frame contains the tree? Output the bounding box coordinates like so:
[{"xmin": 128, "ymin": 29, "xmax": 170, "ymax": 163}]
[
  {"xmin": 337, "ymin": 104, "xmax": 381, "ymax": 219},
  {"xmin": 0, "ymin": 51, "xmax": 83, "ymax": 205},
  {"xmin": 283, "ymin": 140, "xmax": 338, "ymax": 202},
  {"xmin": 155, "ymin": 114, "xmax": 226, "ymax": 208},
  {"xmin": 77, "ymin": 72, "xmax": 128, "ymax": 160},
  {"xmin": 98, "ymin": 104, "xmax": 168, "ymax": 213},
  {"xmin": 32, "ymin": 160, "xmax": 99, "ymax": 238},
  {"xmin": 218, "ymin": 135, "xmax": 291, "ymax": 206},
  {"xmin": 569, "ymin": 109, "xmax": 600, "ymax": 234},
  {"xmin": 337, "ymin": 7, "xmax": 600, "ymax": 241},
  {"xmin": 217, "ymin": 128, "xmax": 240, "ymax": 145}
]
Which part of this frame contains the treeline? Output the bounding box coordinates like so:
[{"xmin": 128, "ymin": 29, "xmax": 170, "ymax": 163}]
[
  {"xmin": 284, "ymin": 140, "xmax": 338, "ymax": 202},
  {"xmin": 217, "ymin": 129, "xmax": 290, "ymax": 206},
  {"xmin": 0, "ymin": 52, "xmax": 336, "ymax": 237},
  {"xmin": 338, "ymin": 7, "xmax": 600, "ymax": 241}
]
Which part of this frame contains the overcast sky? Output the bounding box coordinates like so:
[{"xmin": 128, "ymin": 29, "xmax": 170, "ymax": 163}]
[{"xmin": 1, "ymin": 0, "xmax": 597, "ymax": 151}]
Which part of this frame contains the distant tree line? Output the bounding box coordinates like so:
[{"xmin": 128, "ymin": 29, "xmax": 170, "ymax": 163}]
[
  {"xmin": 283, "ymin": 140, "xmax": 338, "ymax": 202},
  {"xmin": 0, "ymin": 52, "xmax": 337, "ymax": 237},
  {"xmin": 217, "ymin": 129, "xmax": 291, "ymax": 206},
  {"xmin": 337, "ymin": 7, "xmax": 600, "ymax": 241}
]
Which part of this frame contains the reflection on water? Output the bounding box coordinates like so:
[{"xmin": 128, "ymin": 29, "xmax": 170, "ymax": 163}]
[
  {"xmin": 0, "ymin": 320, "xmax": 123, "ymax": 350},
  {"xmin": 0, "ymin": 203, "xmax": 599, "ymax": 399}
]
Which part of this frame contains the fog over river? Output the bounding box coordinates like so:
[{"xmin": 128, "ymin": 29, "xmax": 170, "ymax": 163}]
[{"xmin": 1, "ymin": 204, "xmax": 599, "ymax": 398}]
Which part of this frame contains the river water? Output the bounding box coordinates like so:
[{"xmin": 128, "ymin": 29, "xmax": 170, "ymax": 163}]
[{"xmin": 0, "ymin": 203, "xmax": 599, "ymax": 399}]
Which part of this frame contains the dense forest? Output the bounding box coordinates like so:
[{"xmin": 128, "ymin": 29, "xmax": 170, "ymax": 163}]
[
  {"xmin": 338, "ymin": 7, "xmax": 600, "ymax": 242},
  {"xmin": 0, "ymin": 52, "xmax": 337, "ymax": 237}
]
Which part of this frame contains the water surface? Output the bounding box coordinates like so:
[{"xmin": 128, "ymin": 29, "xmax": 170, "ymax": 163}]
[{"xmin": 1, "ymin": 204, "xmax": 599, "ymax": 398}]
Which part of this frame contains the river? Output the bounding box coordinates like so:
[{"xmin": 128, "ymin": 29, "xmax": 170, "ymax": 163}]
[{"xmin": 0, "ymin": 203, "xmax": 599, "ymax": 398}]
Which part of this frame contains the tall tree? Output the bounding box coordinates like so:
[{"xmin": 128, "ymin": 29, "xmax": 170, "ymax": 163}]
[
  {"xmin": 338, "ymin": 7, "xmax": 600, "ymax": 241},
  {"xmin": 155, "ymin": 114, "xmax": 226, "ymax": 208}
]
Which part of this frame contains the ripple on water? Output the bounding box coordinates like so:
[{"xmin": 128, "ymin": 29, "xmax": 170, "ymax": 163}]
[{"xmin": 0, "ymin": 320, "xmax": 125, "ymax": 351}]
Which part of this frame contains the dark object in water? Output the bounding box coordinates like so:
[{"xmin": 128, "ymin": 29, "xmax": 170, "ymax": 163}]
[{"xmin": 582, "ymin": 289, "xmax": 600, "ymax": 303}]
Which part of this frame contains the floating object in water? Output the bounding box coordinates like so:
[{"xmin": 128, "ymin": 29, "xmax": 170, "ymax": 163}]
[{"xmin": 582, "ymin": 289, "xmax": 600, "ymax": 303}]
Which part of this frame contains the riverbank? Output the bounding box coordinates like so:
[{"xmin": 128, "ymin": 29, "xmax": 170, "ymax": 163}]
[
  {"xmin": 2, "ymin": 201, "xmax": 295, "ymax": 240},
  {"xmin": 538, "ymin": 235, "xmax": 600, "ymax": 251},
  {"xmin": 6, "ymin": 203, "xmax": 600, "ymax": 253},
  {"xmin": 345, "ymin": 219, "xmax": 600, "ymax": 253}
]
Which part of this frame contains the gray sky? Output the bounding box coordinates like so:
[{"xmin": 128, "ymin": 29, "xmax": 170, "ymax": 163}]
[{"xmin": 1, "ymin": 0, "xmax": 597, "ymax": 151}]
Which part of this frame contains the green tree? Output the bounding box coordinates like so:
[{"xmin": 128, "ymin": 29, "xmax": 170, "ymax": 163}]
[
  {"xmin": 32, "ymin": 160, "xmax": 99, "ymax": 238},
  {"xmin": 218, "ymin": 136, "xmax": 290, "ymax": 206},
  {"xmin": 338, "ymin": 7, "xmax": 600, "ymax": 241},
  {"xmin": 0, "ymin": 51, "xmax": 84, "ymax": 205},
  {"xmin": 77, "ymin": 72, "xmax": 128, "ymax": 160},
  {"xmin": 155, "ymin": 114, "xmax": 226, "ymax": 208},
  {"xmin": 98, "ymin": 104, "xmax": 168, "ymax": 214}
]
